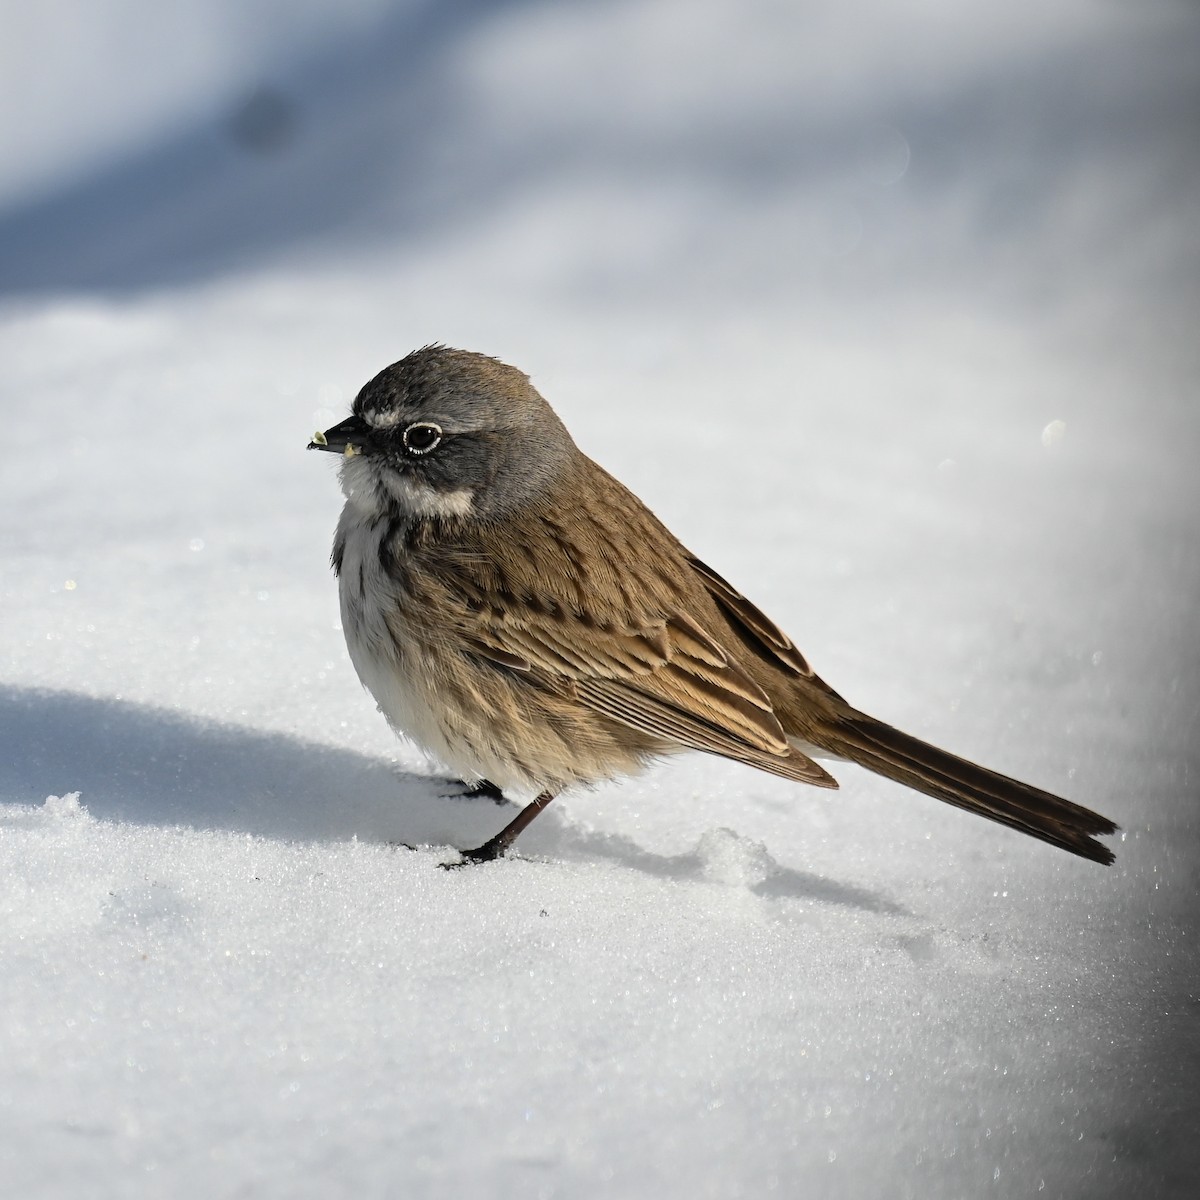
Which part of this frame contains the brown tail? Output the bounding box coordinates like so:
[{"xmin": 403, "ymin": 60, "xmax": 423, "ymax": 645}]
[{"xmin": 820, "ymin": 712, "xmax": 1118, "ymax": 864}]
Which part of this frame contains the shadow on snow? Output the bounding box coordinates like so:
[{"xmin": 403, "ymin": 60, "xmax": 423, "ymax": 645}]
[{"xmin": 0, "ymin": 683, "xmax": 904, "ymax": 913}]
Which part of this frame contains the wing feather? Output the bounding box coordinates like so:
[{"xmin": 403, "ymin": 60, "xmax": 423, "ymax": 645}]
[
  {"xmin": 415, "ymin": 468, "xmax": 837, "ymax": 789},
  {"xmin": 688, "ymin": 556, "xmax": 815, "ymax": 677},
  {"xmin": 461, "ymin": 592, "xmax": 834, "ymax": 784}
]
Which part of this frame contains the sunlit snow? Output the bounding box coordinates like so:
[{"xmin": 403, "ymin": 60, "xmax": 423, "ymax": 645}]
[{"xmin": 2, "ymin": 2, "xmax": 1197, "ymax": 1197}]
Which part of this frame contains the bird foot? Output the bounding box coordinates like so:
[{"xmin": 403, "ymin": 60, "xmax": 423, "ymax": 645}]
[
  {"xmin": 439, "ymin": 835, "xmax": 513, "ymax": 873},
  {"xmin": 439, "ymin": 778, "xmax": 510, "ymax": 805}
]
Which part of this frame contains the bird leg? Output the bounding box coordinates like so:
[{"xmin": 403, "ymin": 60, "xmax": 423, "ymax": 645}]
[{"xmin": 440, "ymin": 791, "xmax": 558, "ymax": 868}]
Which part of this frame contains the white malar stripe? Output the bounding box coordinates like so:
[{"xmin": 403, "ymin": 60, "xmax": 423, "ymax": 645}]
[
  {"xmin": 391, "ymin": 476, "xmax": 474, "ymax": 518},
  {"xmin": 338, "ymin": 455, "xmax": 473, "ymax": 520}
]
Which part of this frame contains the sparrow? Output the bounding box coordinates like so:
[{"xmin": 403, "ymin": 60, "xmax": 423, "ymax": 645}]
[{"xmin": 309, "ymin": 345, "xmax": 1117, "ymax": 867}]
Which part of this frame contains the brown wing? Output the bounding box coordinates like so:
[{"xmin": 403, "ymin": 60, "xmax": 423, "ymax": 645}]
[
  {"xmin": 425, "ymin": 465, "xmax": 837, "ymax": 788},
  {"xmin": 688, "ymin": 556, "xmax": 815, "ymax": 678},
  {"xmin": 464, "ymin": 601, "xmax": 835, "ymax": 787}
]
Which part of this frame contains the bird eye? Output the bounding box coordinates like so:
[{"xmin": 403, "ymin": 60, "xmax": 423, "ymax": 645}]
[{"xmin": 402, "ymin": 422, "xmax": 442, "ymax": 455}]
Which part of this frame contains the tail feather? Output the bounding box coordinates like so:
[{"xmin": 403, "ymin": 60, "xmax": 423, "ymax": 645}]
[{"xmin": 822, "ymin": 713, "xmax": 1118, "ymax": 864}]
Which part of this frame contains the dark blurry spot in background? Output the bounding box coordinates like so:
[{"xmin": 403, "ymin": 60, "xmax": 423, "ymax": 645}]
[{"xmin": 228, "ymin": 86, "xmax": 298, "ymax": 155}]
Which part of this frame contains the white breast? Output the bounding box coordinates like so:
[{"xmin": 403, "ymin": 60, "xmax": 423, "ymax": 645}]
[{"xmin": 334, "ymin": 504, "xmax": 484, "ymax": 783}]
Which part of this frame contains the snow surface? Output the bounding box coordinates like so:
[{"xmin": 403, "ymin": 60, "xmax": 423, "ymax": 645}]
[{"xmin": 2, "ymin": 2, "xmax": 1198, "ymax": 1197}]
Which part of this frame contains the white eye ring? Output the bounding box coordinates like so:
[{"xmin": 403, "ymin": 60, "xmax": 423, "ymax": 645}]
[{"xmin": 402, "ymin": 421, "xmax": 442, "ymax": 455}]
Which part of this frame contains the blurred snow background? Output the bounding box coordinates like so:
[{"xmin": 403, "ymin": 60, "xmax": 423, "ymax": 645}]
[{"xmin": 1, "ymin": 1, "xmax": 1198, "ymax": 1196}]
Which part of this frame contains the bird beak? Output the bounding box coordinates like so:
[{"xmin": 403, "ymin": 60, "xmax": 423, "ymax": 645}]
[{"xmin": 308, "ymin": 414, "xmax": 371, "ymax": 456}]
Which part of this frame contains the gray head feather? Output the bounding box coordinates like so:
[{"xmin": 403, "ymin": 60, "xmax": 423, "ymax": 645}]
[{"xmin": 343, "ymin": 345, "xmax": 577, "ymax": 520}]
